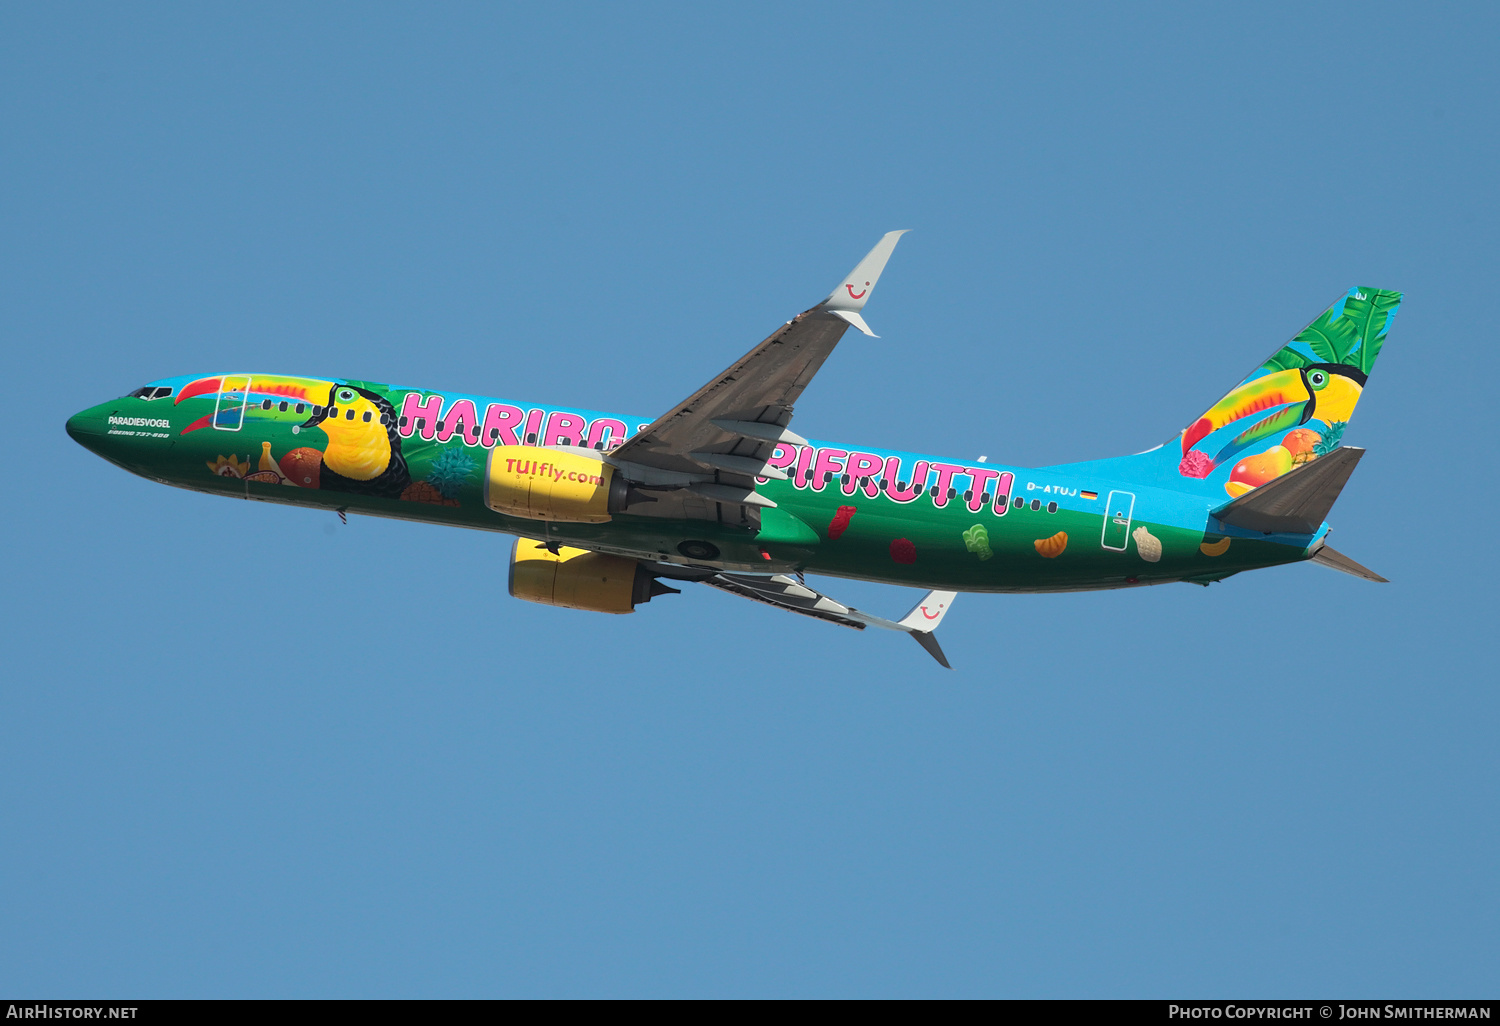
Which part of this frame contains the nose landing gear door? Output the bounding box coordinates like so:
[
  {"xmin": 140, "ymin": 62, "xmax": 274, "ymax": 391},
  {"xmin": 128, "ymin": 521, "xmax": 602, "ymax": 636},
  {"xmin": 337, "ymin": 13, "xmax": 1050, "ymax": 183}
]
[
  {"xmin": 1101, "ymin": 490, "xmax": 1135, "ymax": 551},
  {"xmin": 214, "ymin": 375, "xmax": 251, "ymax": 431}
]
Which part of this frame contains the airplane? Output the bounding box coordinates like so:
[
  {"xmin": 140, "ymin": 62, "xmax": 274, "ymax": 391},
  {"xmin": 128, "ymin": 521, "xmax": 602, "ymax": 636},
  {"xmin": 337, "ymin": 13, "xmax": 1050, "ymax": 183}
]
[{"xmin": 65, "ymin": 232, "xmax": 1399, "ymax": 667}]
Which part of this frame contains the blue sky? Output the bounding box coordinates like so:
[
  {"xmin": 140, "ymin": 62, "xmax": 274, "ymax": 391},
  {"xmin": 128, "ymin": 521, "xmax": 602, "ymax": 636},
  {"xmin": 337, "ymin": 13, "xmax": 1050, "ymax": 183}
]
[{"xmin": 2, "ymin": 2, "xmax": 1496, "ymax": 997}]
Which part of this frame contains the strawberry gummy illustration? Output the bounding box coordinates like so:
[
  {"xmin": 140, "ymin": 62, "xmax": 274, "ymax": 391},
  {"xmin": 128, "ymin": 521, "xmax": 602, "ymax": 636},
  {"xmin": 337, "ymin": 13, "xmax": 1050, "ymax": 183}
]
[
  {"xmin": 1178, "ymin": 449, "xmax": 1216, "ymax": 479},
  {"xmin": 890, "ymin": 538, "xmax": 916, "ymax": 564},
  {"xmin": 828, "ymin": 505, "xmax": 857, "ymax": 540}
]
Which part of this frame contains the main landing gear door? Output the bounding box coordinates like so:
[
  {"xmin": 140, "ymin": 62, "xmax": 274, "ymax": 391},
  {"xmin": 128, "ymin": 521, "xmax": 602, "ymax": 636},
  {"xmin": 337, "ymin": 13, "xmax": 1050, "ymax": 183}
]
[
  {"xmin": 1101, "ymin": 490, "xmax": 1135, "ymax": 551},
  {"xmin": 214, "ymin": 375, "xmax": 250, "ymax": 431}
]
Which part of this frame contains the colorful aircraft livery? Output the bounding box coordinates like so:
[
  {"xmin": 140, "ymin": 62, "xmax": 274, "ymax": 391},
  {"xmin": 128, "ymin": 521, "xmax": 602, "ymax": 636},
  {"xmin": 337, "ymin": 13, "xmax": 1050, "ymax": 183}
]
[{"xmin": 66, "ymin": 233, "xmax": 1400, "ymax": 666}]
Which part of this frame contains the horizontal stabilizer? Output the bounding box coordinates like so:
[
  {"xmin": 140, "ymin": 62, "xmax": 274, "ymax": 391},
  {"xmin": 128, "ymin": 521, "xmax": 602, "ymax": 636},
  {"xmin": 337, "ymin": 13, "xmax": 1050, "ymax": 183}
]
[
  {"xmin": 1212, "ymin": 446, "xmax": 1364, "ymax": 535},
  {"xmin": 1310, "ymin": 543, "xmax": 1388, "ymax": 583}
]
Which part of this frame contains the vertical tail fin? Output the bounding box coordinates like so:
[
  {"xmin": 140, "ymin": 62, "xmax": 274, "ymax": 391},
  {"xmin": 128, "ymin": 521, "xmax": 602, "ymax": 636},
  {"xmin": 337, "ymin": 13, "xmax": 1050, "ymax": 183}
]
[{"xmin": 1053, "ymin": 288, "xmax": 1401, "ymax": 504}]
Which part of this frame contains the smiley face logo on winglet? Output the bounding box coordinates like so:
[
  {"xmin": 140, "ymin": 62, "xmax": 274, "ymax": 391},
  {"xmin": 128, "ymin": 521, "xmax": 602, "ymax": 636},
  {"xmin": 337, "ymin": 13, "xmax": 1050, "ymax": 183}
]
[
  {"xmin": 919, "ymin": 602, "xmax": 944, "ymax": 620},
  {"xmin": 846, "ymin": 281, "xmax": 870, "ymax": 300}
]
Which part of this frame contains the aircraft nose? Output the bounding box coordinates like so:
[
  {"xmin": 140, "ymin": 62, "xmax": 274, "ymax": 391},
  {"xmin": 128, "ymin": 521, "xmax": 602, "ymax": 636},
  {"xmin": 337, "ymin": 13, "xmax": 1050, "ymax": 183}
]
[{"xmin": 66, "ymin": 406, "xmax": 106, "ymax": 448}]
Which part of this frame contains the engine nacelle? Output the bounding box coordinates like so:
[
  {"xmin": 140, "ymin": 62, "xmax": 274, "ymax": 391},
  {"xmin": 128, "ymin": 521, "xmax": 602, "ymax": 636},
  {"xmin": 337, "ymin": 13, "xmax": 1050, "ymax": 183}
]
[
  {"xmin": 508, "ymin": 539, "xmax": 676, "ymax": 614},
  {"xmin": 485, "ymin": 446, "xmax": 630, "ymax": 523}
]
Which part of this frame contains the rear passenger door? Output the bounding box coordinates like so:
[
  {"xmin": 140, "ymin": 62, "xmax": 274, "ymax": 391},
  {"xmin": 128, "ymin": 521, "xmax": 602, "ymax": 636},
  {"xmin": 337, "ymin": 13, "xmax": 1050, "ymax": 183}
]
[{"xmin": 1101, "ymin": 490, "xmax": 1135, "ymax": 551}]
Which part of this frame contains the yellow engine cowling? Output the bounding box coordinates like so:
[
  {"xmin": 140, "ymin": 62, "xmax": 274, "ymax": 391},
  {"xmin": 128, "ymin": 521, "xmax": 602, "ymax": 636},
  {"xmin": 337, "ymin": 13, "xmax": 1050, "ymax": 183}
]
[
  {"xmin": 486, "ymin": 446, "xmax": 630, "ymax": 523},
  {"xmin": 509, "ymin": 539, "xmax": 675, "ymax": 614}
]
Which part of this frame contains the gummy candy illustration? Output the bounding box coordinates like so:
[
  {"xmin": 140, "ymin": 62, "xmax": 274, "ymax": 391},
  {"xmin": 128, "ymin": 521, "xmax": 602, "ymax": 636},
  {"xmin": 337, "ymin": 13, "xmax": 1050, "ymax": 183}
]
[
  {"xmin": 1178, "ymin": 450, "xmax": 1216, "ymax": 479},
  {"xmin": 1199, "ymin": 536, "xmax": 1231, "ymax": 557},
  {"xmin": 962, "ymin": 524, "xmax": 993, "ymax": 561},
  {"xmin": 828, "ymin": 505, "xmax": 857, "ymax": 540},
  {"xmin": 890, "ymin": 537, "xmax": 916, "ymax": 564},
  {"xmin": 1034, "ymin": 531, "xmax": 1067, "ymax": 558},
  {"xmin": 1132, "ymin": 525, "xmax": 1162, "ymax": 562}
]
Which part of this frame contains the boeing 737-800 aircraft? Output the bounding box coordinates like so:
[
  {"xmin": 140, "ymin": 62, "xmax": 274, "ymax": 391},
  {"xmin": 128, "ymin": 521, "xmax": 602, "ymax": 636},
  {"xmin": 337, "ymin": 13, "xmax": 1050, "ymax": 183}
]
[{"xmin": 67, "ymin": 233, "xmax": 1396, "ymax": 665}]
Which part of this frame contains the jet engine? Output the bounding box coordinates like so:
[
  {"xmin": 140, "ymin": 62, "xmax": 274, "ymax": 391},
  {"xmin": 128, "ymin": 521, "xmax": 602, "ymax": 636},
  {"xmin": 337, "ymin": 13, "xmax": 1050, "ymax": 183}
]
[
  {"xmin": 509, "ymin": 539, "xmax": 678, "ymax": 614},
  {"xmin": 486, "ymin": 446, "xmax": 634, "ymax": 523}
]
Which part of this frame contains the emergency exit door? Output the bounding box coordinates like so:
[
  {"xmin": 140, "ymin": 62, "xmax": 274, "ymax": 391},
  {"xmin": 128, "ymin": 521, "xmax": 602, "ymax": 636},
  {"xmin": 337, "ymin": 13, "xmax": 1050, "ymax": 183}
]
[
  {"xmin": 1101, "ymin": 490, "xmax": 1135, "ymax": 551},
  {"xmin": 213, "ymin": 375, "xmax": 250, "ymax": 431}
]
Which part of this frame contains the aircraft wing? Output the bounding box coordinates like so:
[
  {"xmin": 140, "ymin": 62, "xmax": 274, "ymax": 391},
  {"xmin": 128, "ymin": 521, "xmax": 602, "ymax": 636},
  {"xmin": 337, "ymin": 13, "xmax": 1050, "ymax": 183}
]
[
  {"xmin": 697, "ymin": 571, "xmax": 956, "ymax": 667},
  {"xmin": 608, "ymin": 232, "xmax": 907, "ymax": 508}
]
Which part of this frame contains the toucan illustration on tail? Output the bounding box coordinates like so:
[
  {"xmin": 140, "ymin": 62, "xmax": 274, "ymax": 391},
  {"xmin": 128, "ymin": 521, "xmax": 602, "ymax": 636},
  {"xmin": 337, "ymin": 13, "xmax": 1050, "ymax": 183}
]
[{"xmin": 1174, "ymin": 287, "xmax": 1400, "ymax": 493}]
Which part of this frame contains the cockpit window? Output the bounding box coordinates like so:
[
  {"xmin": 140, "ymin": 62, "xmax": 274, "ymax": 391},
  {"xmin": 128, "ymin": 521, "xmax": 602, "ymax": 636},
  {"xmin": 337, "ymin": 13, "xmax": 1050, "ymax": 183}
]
[{"xmin": 127, "ymin": 386, "xmax": 174, "ymax": 401}]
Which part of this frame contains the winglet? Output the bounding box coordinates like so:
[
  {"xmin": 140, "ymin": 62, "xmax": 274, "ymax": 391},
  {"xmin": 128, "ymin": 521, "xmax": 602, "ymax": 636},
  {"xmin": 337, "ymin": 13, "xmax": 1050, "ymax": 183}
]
[{"xmin": 823, "ymin": 230, "xmax": 908, "ymax": 319}]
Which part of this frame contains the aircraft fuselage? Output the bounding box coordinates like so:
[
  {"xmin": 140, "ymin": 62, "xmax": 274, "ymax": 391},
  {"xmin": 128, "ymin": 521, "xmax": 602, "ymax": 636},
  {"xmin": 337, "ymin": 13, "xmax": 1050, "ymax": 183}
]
[{"xmin": 66, "ymin": 372, "xmax": 1312, "ymax": 593}]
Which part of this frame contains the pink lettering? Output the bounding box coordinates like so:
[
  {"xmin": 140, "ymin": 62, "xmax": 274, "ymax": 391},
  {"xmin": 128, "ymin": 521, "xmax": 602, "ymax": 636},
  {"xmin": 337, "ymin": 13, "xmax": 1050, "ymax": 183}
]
[
  {"xmin": 544, "ymin": 411, "xmax": 586, "ymax": 447},
  {"xmin": 767, "ymin": 443, "xmax": 798, "ymax": 472},
  {"xmin": 400, "ymin": 393, "xmax": 443, "ymax": 440},
  {"xmin": 481, "ymin": 403, "xmax": 524, "ymax": 447},
  {"xmin": 585, "ymin": 418, "xmax": 627, "ymax": 450},
  {"xmin": 928, "ymin": 463, "xmax": 965, "ymax": 508},
  {"xmin": 762, "ymin": 443, "xmax": 799, "ymax": 484},
  {"xmin": 439, "ymin": 399, "xmax": 478, "ymax": 443},
  {"xmin": 882, "ymin": 457, "xmax": 929, "ymax": 503},
  {"xmin": 991, "ymin": 471, "xmax": 1015, "ymax": 515},
  {"xmin": 809, "ymin": 448, "xmax": 848, "ymax": 493},
  {"xmin": 791, "ymin": 444, "xmax": 815, "ymax": 487},
  {"xmin": 843, "ymin": 452, "xmax": 885, "ymax": 497},
  {"xmin": 523, "ymin": 409, "xmax": 544, "ymax": 445},
  {"xmin": 966, "ymin": 467, "xmax": 1002, "ymax": 512}
]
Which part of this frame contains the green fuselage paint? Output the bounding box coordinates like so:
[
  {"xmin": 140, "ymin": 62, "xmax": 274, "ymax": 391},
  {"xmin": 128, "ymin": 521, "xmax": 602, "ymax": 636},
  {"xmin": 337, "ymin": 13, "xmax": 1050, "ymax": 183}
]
[{"xmin": 66, "ymin": 372, "xmax": 1314, "ymax": 594}]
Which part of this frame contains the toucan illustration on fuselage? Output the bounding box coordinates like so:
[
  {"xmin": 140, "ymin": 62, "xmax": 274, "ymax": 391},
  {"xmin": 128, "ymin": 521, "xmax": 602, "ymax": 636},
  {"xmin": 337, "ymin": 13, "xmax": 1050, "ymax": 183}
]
[
  {"xmin": 65, "ymin": 233, "xmax": 1400, "ymax": 666},
  {"xmin": 297, "ymin": 384, "xmax": 411, "ymax": 499}
]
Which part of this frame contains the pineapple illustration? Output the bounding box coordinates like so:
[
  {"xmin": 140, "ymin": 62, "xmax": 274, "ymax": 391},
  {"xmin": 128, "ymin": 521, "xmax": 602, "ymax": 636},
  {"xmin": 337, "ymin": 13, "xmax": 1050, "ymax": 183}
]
[
  {"xmin": 400, "ymin": 445, "xmax": 476, "ymax": 507},
  {"xmin": 1313, "ymin": 421, "xmax": 1347, "ymax": 457}
]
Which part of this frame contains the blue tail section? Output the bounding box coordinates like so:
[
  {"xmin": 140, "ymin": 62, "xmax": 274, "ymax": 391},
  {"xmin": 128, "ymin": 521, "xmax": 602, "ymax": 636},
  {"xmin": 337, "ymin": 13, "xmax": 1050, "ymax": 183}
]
[{"xmin": 1047, "ymin": 287, "xmax": 1401, "ymax": 504}]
